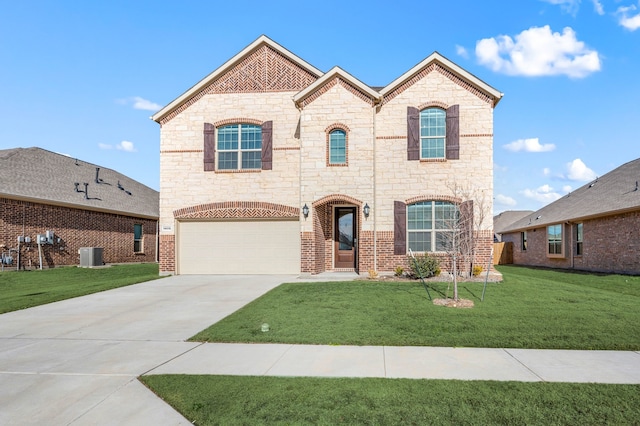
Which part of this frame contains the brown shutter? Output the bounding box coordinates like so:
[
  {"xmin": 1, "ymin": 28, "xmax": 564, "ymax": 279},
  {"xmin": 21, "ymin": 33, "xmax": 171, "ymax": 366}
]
[
  {"xmin": 203, "ymin": 123, "xmax": 216, "ymax": 171},
  {"xmin": 394, "ymin": 201, "xmax": 407, "ymax": 255},
  {"xmin": 261, "ymin": 121, "xmax": 273, "ymax": 170},
  {"xmin": 407, "ymin": 107, "xmax": 420, "ymax": 161},
  {"xmin": 446, "ymin": 104, "xmax": 459, "ymax": 160}
]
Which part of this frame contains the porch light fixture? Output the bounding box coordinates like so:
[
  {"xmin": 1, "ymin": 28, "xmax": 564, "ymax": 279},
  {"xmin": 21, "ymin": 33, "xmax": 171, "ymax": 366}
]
[
  {"xmin": 302, "ymin": 204, "xmax": 309, "ymax": 218},
  {"xmin": 363, "ymin": 203, "xmax": 370, "ymax": 218}
]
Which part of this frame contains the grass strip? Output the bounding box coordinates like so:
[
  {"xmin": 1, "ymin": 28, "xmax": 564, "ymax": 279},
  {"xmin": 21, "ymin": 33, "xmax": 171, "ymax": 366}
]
[
  {"xmin": 0, "ymin": 263, "xmax": 161, "ymax": 313},
  {"xmin": 141, "ymin": 375, "xmax": 640, "ymax": 425},
  {"xmin": 190, "ymin": 266, "xmax": 640, "ymax": 350}
]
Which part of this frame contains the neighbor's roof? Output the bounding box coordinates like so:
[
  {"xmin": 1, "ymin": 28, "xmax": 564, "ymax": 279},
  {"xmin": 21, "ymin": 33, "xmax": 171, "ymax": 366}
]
[
  {"xmin": 0, "ymin": 147, "xmax": 159, "ymax": 219},
  {"xmin": 501, "ymin": 158, "xmax": 640, "ymax": 233},
  {"xmin": 493, "ymin": 210, "xmax": 534, "ymax": 234}
]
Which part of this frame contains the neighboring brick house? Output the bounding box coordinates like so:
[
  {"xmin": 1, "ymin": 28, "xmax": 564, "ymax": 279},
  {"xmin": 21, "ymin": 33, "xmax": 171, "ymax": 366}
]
[
  {"xmin": 0, "ymin": 148, "xmax": 158, "ymax": 269},
  {"xmin": 500, "ymin": 158, "xmax": 640, "ymax": 275},
  {"xmin": 153, "ymin": 35, "xmax": 502, "ymax": 275}
]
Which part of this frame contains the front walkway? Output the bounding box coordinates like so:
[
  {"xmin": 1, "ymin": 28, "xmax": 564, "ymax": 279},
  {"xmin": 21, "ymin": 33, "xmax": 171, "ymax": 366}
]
[{"xmin": 0, "ymin": 274, "xmax": 639, "ymax": 425}]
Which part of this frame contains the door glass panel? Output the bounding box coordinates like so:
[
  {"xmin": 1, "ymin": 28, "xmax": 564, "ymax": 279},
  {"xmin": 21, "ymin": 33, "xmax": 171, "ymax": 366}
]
[{"xmin": 338, "ymin": 210, "xmax": 353, "ymax": 250}]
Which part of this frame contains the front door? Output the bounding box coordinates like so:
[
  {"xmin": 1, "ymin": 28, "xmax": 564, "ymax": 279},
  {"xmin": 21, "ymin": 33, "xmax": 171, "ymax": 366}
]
[{"xmin": 334, "ymin": 207, "xmax": 357, "ymax": 269}]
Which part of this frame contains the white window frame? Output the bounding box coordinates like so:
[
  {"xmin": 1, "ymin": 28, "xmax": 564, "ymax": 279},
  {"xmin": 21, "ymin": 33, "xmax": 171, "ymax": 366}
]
[
  {"xmin": 419, "ymin": 108, "xmax": 446, "ymax": 159},
  {"xmin": 407, "ymin": 201, "xmax": 459, "ymax": 253},
  {"xmin": 217, "ymin": 124, "xmax": 262, "ymax": 170},
  {"xmin": 328, "ymin": 129, "xmax": 347, "ymax": 165},
  {"xmin": 547, "ymin": 224, "xmax": 564, "ymax": 258}
]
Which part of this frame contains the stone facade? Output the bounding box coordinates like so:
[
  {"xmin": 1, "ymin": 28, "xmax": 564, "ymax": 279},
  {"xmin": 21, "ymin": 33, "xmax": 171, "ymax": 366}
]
[
  {"xmin": 0, "ymin": 198, "xmax": 157, "ymax": 269},
  {"xmin": 154, "ymin": 36, "xmax": 501, "ymax": 275}
]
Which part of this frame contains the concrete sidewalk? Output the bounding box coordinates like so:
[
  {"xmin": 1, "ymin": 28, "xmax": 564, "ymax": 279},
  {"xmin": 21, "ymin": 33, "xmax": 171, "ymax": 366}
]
[{"xmin": 1, "ymin": 274, "xmax": 639, "ymax": 425}]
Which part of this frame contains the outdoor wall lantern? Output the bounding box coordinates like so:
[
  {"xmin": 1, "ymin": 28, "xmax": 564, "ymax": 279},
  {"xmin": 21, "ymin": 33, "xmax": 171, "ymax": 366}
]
[
  {"xmin": 363, "ymin": 203, "xmax": 370, "ymax": 218},
  {"xmin": 302, "ymin": 204, "xmax": 309, "ymax": 218}
]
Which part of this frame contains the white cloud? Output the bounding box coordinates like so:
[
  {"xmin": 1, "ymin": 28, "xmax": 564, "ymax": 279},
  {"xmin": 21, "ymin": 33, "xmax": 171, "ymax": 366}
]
[
  {"xmin": 455, "ymin": 45, "xmax": 469, "ymax": 59},
  {"xmin": 98, "ymin": 143, "xmax": 113, "ymax": 150},
  {"xmin": 475, "ymin": 25, "xmax": 601, "ymax": 78},
  {"xmin": 565, "ymin": 158, "xmax": 597, "ymax": 181},
  {"xmin": 521, "ymin": 184, "xmax": 564, "ymax": 203},
  {"xmin": 116, "ymin": 141, "xmax": 137, "ymax": 152},
  {"xmin": 562, "ymin": 184, "xmax": 573, "ymax": 192},
  {"xmin": 540, "ymin": 0, "xmax": 581, "ymax": 15},
  {"xmin": 617, "ymin": 4, "xmax": 640, "ymax": 30},
  {"xmin": 494, "ymin": 163, "xmax": 508, "ymax": 172},
  {"xmin": 592, "ymin": 0, "xmax": 604, "ymax": 15},
  {"xmin": 503, "ymin": 138, "xmax": 556, "ymax": 152},
  {"xmin": 132, "ymin": 96, "xmax": 162, "ymax": 111},
  {"xmin": 543, "ymin": 167, "xmax": 551, "ymax": 176},
  {"xmin": 495, "ymin": 194, "xmax": 517, "ymax": 206}
]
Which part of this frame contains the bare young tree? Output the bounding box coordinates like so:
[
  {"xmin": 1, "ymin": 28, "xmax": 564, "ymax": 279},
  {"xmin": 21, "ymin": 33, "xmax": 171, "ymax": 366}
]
[{"xmin": 438, "ymin": 183, "xmax": 491, "ymax": 301}]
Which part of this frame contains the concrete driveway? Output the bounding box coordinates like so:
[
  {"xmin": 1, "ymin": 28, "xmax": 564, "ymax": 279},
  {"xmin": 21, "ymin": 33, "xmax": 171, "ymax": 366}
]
[{"xmin": 0, "ymin": 274, "xmax": 293, "ymax": 425}]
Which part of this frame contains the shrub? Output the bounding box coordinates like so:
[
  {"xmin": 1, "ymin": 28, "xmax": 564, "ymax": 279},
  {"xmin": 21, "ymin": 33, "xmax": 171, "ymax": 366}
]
[
  {"xmin": 407, "ymin": 253, "xmax": 441, "ymax": 278},
  {"xmin": 472, "ymin": 265, "xmax": 483, "ymax": 276},
  {"xmin": 367, "ymin": 269, "xmax": 379, "ymax": 279},
  {"xmin": 394, "ymin": 266, "xmax": 404, "ymax": 277}
]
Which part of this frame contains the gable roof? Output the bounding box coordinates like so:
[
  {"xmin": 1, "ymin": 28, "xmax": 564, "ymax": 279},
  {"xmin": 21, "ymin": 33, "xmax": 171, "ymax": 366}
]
[
  {"xmin": 151, "ymin": 35, "xmax": 324, "ymax": 124},
  {"xmin": 493, "ymin": 210, "xmax": 534, "ymax": 234},
  {"xmin": 293, "ymin": 66, "xmax": 382, "ymax": 108},
  {"xmin": 502, "ymin": 158, "xmax": 640, "ymax": 233},
  {"xmin": 0, "ymin": 147, "xmax": 159, "ymax": 219},
  {"xmin": 380, "ymin": 52, "xmax": 503, "ymax": 107}
]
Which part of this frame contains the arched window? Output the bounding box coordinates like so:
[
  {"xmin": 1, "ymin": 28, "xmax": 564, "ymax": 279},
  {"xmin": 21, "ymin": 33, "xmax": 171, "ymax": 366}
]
[
  {"xmin": 407, "ymin": 201, "xmax": 459, "ymax": 252},
  {"xmin": 217, "ymin": 124, "xmax": 262, "ymax": 170},
  {"xmin": 419, "ymin": 108, "xmax": 446, "ymax": 159},
  {"xmin": 328, "ymin": 129, "xmax": 347, "ymax": 165}
]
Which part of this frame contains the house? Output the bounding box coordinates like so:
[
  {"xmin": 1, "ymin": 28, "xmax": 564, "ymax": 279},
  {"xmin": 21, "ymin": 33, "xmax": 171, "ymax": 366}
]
[
  {"xmin": 0, "ymin": 147, "xmax": 159, "ymax": 269},
  {"xmin": 152, "ymin": 35, "xmax": 502, "ymax": 275},
  {"xmin": 500, "ymin": 158, "xmax": 640, "ymax": 275}
]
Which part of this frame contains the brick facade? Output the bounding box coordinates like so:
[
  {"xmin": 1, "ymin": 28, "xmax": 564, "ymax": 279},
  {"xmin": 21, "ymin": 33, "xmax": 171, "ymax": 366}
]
[
  {"xmin": 503, "ymin": 211, "xmax": 640, "ymax": 275},
  {"xmin": 1, "ymin": 198, "xmax": 157, "ymax": 269}
]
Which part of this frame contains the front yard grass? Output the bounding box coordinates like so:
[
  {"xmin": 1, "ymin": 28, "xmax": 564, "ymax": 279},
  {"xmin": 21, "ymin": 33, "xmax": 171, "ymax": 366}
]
[
  {"xmin": 190, "ymin": 265, "xmax": 640, "ymax": 350},
  {"xmin": 140, "ymin": 375, "xmax": 640, "ymax": 425},
  {"xmin": 0, "ymin": 263, "xmax": 161, "ymax": 313}
]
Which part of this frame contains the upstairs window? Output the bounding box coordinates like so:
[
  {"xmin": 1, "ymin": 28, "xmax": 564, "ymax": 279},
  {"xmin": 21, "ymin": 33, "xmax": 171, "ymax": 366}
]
[
  {"xmin": 217, "ymin": 124, "xmax": 262, "ymax": 170},
  {"xmin": 328, "ymin": 129, "xmax": 347, "ymax": 165},
  {"xmin": 419, "ymin": 108, "xmax": 446, "ymax": 159}
]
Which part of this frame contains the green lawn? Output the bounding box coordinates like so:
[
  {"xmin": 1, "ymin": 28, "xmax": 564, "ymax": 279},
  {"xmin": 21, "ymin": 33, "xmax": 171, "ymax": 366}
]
[
  {"xmin": 0, "ymin": 263, "xmax": 161, "ymax": 313},
  {"xmin": 190, "ymin": 265, "xmax": 640, "ymax": 350},
  {"xmin": 141, "ymin": 375, "xmax": 640, "ymax": 425}
]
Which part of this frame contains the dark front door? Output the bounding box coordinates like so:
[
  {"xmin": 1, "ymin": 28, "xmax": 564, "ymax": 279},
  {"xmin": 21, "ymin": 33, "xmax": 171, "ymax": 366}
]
[{"xmin": 334, "ymin": 207, "xmax": 356, "ymax": 269}]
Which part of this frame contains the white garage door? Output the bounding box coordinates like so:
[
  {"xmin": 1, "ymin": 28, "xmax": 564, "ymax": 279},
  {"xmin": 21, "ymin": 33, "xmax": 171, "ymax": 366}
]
[{"xmin": 177, "ymin": 220, "xmax": 300, "ymax": 274}]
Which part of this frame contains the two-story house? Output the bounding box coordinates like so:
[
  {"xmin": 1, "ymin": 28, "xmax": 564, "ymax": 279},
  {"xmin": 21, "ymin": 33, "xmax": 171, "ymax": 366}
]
[{"xmin": 152, "ymin": 35, "xmax": 502, "ymax": 275}]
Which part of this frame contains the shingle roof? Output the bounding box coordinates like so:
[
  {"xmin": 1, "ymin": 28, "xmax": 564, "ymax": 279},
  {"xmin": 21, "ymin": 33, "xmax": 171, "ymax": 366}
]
[
  {"xmin": 502, "ymin": 158, "xmax": 640, "ymax": 233},
  {"xmin": 493, "ymin": 210, "xmax": 534, "ymax": 234},
  {"xmin": 0, "ymin": 147, "xmax": 159, "ymax": 219}
]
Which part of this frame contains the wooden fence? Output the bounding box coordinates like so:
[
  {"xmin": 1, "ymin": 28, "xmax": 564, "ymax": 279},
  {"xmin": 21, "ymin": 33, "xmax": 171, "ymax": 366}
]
[{"xmin": 493, "ymin": 242, "xmax": 513, "ymax": 265}]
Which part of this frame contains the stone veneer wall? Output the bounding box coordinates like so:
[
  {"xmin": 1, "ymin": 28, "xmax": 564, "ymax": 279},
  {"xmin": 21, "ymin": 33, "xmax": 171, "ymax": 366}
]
[{"xmin": 1, "ymin": 197, "xmax": 157, "ymax": 269}]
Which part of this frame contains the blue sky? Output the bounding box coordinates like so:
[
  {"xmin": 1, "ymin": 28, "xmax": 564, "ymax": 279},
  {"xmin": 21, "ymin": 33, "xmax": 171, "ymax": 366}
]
[{"xmin": 2, "ymin": 0, "xmax": 639, "ymax": 214}]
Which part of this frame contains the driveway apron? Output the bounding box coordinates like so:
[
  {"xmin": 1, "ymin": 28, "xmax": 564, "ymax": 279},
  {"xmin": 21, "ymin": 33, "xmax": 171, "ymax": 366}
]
[{"xmin": 0, "ymin": 274, "xmax": 292, "ymax": 425}]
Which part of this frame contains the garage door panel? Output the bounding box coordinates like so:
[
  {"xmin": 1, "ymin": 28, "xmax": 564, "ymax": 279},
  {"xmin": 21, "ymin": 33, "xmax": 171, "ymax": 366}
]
[{"xmin": 178, "ymin": 221, "xmax": 300, "ymax": 274}]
